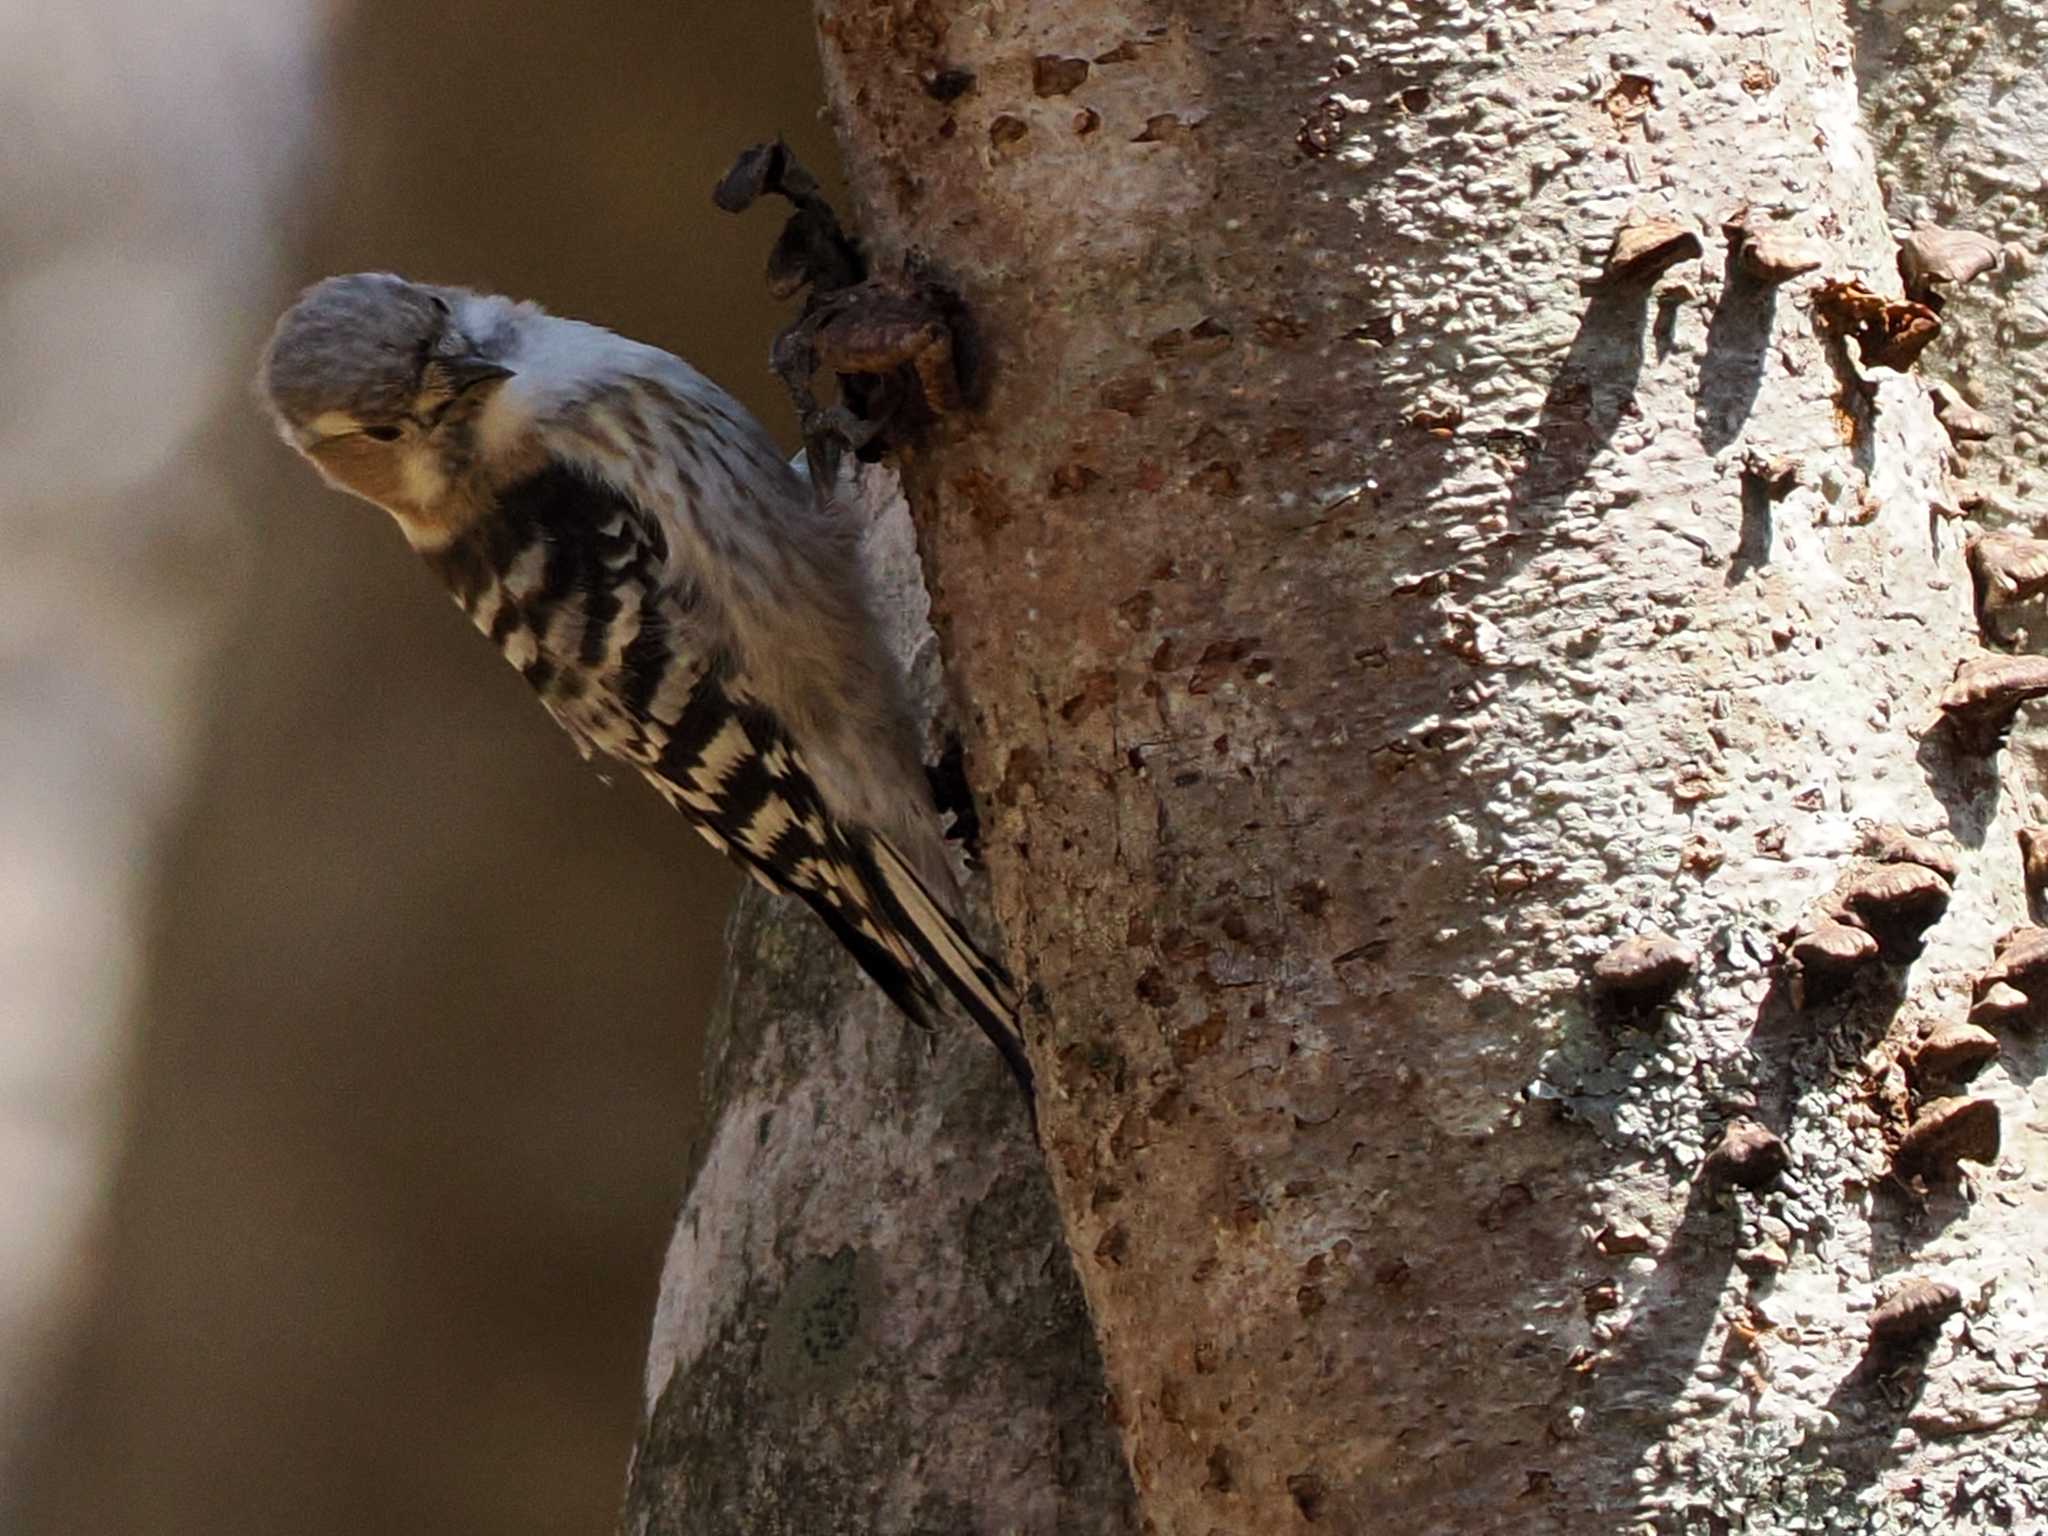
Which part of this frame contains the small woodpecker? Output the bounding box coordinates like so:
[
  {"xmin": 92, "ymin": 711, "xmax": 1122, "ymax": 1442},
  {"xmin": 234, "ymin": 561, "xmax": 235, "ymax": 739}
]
[{"xmin": 258, "ymin": 273, "xmax": 1032, "ymax": 1107}]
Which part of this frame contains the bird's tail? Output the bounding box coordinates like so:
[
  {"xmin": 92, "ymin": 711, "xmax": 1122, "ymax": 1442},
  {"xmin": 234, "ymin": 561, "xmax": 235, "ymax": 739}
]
[{"xmin": 862, "ymin": 833, "xmax": 1036, "ymax": 1106}]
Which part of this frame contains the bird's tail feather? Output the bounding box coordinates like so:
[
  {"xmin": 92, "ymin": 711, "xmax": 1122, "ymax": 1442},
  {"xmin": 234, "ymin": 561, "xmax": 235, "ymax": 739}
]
[{"xmin": 864, "ymin": 833, "xmax": 1036, "ymax": 1106}]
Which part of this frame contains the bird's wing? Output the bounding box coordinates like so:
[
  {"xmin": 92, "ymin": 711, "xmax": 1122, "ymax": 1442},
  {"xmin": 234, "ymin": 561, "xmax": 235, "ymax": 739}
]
[
  {"xmin": 635, "ymin": 659, "xmax": 1033, "ymax": 1101},
  {"xmin": 434, "ymin": 454, "xmax": 1033, "ymax": 1099}
]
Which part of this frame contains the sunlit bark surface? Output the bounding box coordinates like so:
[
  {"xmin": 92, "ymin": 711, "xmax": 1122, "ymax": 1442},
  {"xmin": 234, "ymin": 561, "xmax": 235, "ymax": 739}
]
[{"xmin": 792, "ymin": 0, "xmax": 2048, "ymax": 1528}]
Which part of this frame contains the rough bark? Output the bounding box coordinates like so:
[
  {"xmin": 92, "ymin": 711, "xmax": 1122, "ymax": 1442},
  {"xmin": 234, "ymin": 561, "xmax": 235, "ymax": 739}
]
[
  {"xmin": 621, "ymin": 470, "xmax": 1135, "ymax": 1535},
  {"xmin": 1855, "ymin": 0, "xmax": 2048, "ymax": 503},
  {"xmin": 796, "ymin": 0, "xmax": 2048, "ymax": 1531}
]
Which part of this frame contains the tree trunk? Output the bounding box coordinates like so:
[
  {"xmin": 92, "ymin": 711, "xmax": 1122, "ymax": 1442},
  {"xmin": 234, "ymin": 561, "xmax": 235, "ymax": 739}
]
[
  {"xmin": 1855, "ymin": 0, "xmax": 2048, "ymax": 503},
  {"xmin": 778, "ymin": 0, "xmax": 2048, "ymax": 1529},
  {"xmin": 630, "ymin": 2, "xmax": 2048, "ymax": 1530}
]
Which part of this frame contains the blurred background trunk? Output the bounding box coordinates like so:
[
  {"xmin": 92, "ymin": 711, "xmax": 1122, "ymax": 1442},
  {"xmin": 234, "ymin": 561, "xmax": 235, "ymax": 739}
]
[{"xmin": 4, "ymin": 3, "xmax": 837, "ymax": 1532}]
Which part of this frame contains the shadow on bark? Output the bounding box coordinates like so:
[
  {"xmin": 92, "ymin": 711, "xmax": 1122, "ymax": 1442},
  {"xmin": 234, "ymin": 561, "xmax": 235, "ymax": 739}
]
[
  {"xmin": 1811, "ymin": 1330, "xmax": 1942, "ymax": 1506},
  {"xmin": 1820, "ymin": 340, "xmax": 1883, "ymax": 482},
  {"xmin": 1507, "ymin": 286, "xmax": 1650, "ymax": 517},
  {"xmin": 1696, "ymin": 250, "xmax": 1780, "ymax": 456},
  {"xmin": 1595, "ymin": 965, "xmax": 1919, "ymax": 1502},
  {"xmin": 1726, "ymin": 467, "xmax": 1776, "ymax": 585},
  {"xmin": 1913, "ymin": 731, "xmax": 2001, "ymax": 850}
]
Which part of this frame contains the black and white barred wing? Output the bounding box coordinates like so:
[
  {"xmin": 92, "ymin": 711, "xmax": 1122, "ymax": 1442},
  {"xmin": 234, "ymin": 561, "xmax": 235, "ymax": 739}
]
[
  {"xmin": 629, "ymin": 638, "xmax": 1032, "ymax": 1099},
  {"xmin": 427, "ymin": 460, "xmax": 1032, "ymax": 1097},
  {"xmin": 642, "ymin": 676, "xmax": 966, "ymax": 988},
  {"xmin": 424, "ymin": 461, "xmax": 686, "ymax": 766}
]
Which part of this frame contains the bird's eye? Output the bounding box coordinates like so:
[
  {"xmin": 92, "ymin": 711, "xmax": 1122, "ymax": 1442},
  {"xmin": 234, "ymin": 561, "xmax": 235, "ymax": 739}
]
[{"xmin": 361, "ymin": 424, "xmax": 404, "ymax": 443}]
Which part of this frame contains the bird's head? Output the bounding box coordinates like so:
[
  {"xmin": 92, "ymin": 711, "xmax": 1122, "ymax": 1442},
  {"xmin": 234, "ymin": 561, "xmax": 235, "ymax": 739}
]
[{"xmin": 258, "ymin": 272, "xmax": 514, "ymax": 535}]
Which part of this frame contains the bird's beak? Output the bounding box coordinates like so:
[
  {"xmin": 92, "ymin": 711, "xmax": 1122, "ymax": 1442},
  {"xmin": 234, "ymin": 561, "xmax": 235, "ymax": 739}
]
[{"xmin": 430, "ymin": 354, "xmax": 515, "ymax": 394}]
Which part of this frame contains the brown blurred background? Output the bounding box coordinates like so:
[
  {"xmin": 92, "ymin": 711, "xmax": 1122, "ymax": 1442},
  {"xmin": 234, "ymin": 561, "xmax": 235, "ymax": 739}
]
[{"xmin": 0, "ymin": 2, "xmax": 839, "ymax": 1531}]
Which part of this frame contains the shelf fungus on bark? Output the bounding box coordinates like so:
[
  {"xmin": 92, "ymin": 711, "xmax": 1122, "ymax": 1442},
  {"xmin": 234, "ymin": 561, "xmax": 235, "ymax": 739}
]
[
  {"xmin": 715, "ymin": 139, "xmax": 966, "ymax": 491},
  {"xmin": 1898, "ymin": 224, "xmax": 2001, "ymax": 310},
  {"xmin": 1787, "ymin": 918, "xmax": 1881, "ymax": 1005},
  {"xmin": 1785, "ymin": 850, "xmax": 1953, "ymax": 1006},
  {"xmin": 1724, "ymin": 208, "xmax": 1823, "ymax": 285},
  {"xmin": 1701, "ymin": 1117, "xmax": 1790, "ymax": 1191},
  {"xmin": 1863, "ymin": 823, "xmax": 1961, "ymax": 886},
  {"xmin": 1812, "ymin": 278, "xmax": 1941, "ymax": 372},
  {"xmin": 1968, "ymin": 925, "xmax": 2048, "ymax": 1028},
  {"xmin": 1966, "ymin": 532, "xmax": 2048, "ymax": 641},
  {"xmin": 1937, "ymin": 654, "xmax": 2048, "ymax": 753},
  {"xmin": 1603, "ymin": 211, "xmax": 1703, "ymax": 285},
  {"xmin": 1868, "ymin": 1277, "xmax": 1963, "ymax": 1350},
  {"xmin": 1591, "ymin": 931, "xmax": 1697, "ymax": 1011},
  {"xmin": 1827, "ymin": 861, "xmax": 1952, "ymax": 956},
  {"xmin": 1906, "ymin": 1021, "xmax": 2000, "ymax": 1085},
  {"xmin": 1932, "ymin": 387, "xmax": 1996, "ymax": 444},
  {"xmin": 1970, "ymin": 981, "xmax": 2032, "ymax": 1031},
  {"xmin": 1592, "ymin": 1214, "xmax": 1655, "ymax": 1256},
  {"xmin": 1894, "ymin": 1095, "xmax": 2001, "ymax": 1179}
]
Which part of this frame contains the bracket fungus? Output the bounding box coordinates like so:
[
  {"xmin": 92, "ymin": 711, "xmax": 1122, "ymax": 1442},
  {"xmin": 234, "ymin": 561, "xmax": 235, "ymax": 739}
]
[
  {"xmin": 1784, "ymin": 842, "xmax": 1953, "ymax": 1006},
  {"xmin": 1739, "ymin": 450, "xmax": 1800, "ymax": 500},
  {"xmin": 1938, "ymin": 654, "xmax": 2048, "ymax": 753},
  {"xmin": 1724, "ymin": 208, "xmax": 1823, "ymax": 285},
  {"xmin": 2022, "ymin": 826, "xmax": 2048, "ymax": 906},
  {"xmin": 1968, "ymin": 926, "xmax": 2048, "ymax": 1029},
  {"xmin": 1895, "ymin": 1095, "xmax": 2000, "ymax": 1179},
  {"xmin": 1932, "ymin": 387, "xmax": 1995, "ymax": 444},
  {"xmin": 1868, "ymin": 1277, "xmax": 1962, "ymax": 1349},
  {"xmin": 1906, "ymin": 1021, "xmax": 2000, "ymax": 1085},
  {"xmin": 1813, "ymin": 278, "xmax": 1941, "ymax": 372},
  {"xmin": 1592, "ymin": 931, "xmax": 1698, "ymax": 1011},
  {"xmin": 1966, "ymin": 532, "xmax": 2048, "ymax": 640},
  {"xmin": 1864, "ymin": 824, "xmax": 1961, "ymax": 886},
  {"xmin": 1603, "ymin": 211, "xmax": 1703, "ymax": 285},
  {"xmin": 1701, "ymin": 1118, "xmax": 1790, "ymax": 1191},
  {"xmin": 1898, "ymin": 224, "xmax": 2001, "ymax": 309},
  {"xmin": 1786, "ymin": 918, "xmax": 1881, "ymax": 1003},
  {"xmin": 1828, "ymin": 861, "xmax": 1953, "ymax": 955},
  {"xmin": 1971, "ymin": 981, "xmax": 2032, "ymax": 1031}
]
